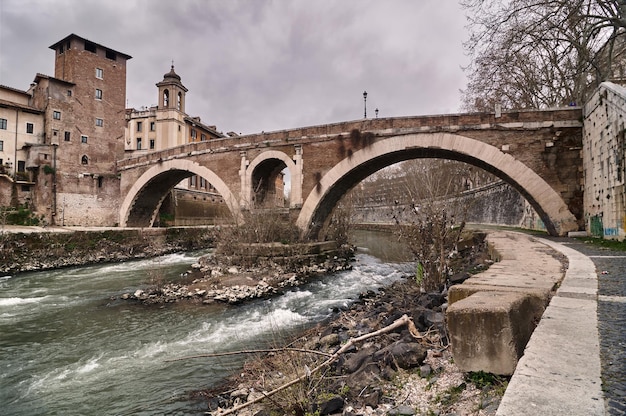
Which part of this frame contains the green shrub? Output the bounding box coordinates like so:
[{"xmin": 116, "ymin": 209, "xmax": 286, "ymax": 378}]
[{"xmin": 2, "ymin": 205, "xmax": 41, "ymax": 226}]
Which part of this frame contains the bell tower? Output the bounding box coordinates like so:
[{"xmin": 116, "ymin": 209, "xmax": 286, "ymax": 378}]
[
  {"xmin": 156, "ymin": 65, "xmax": 188, "ymax": 112},
  {"xmin": 155, "ymin": 65, "xmax": 188, "ymax": 148}
]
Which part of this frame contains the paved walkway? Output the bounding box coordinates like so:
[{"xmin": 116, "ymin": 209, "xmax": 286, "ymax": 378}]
[
  {"xmin": 554, "ymin": 238, "xmax": 626, "ymax": 416},
  {"xmin": 495, "ymin": 233, "xmax": 626, "ymax": 416}
]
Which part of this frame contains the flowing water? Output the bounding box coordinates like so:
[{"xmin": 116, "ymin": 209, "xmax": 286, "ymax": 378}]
[{"xmin": 0, "ymin": 230, "xmax": 412, "ymax": 415}]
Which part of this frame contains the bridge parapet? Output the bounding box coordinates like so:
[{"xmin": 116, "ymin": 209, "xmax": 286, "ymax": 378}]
[{"xmin": 117, "ymin": 108, "xmax": 582, "ymax": 171}]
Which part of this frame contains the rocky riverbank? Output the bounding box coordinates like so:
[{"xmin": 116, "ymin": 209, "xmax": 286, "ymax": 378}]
[
  {"xmin": 193, "ymin": 281, "xmax": 504, "ymax": 416},
  {"xmin": 185, "ymin": 231, "xmax": 505, "ymax": 415}
]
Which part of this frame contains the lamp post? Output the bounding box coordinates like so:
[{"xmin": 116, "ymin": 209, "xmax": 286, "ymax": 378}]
[
  {"xmin": 375, "ymin": 108, "xmax": 379, "ymax": 118},
  {"xmin": 363, "ymin": 91, "xmax": 367, "ymax": 119}
]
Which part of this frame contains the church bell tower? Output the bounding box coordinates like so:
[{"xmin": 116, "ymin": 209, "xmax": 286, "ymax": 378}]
[{"xmin": 156, "ymin": 65, "xmax": 188, "ymax": 112}]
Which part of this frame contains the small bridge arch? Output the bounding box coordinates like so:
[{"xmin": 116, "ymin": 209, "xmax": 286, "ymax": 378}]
[
  {"xmin": 296, "ymin": 132, "xmax": 579, "ymax": 238},
  {"xmin": 120, "ymin": 159, "xmax": 242, "ymax": 227},
  {"xmin": 244, "ymin": 150, "xmax": 302, "ymax": 208}
]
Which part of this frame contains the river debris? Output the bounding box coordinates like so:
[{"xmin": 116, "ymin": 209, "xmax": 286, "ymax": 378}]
[
  {"xmin": 181, "ymin": 231, "xmax": 503, "ymax": 415},
  {"xmin": 189, "ymin": 275, "xmax": 504, "ymax": 416},
  {"xmin": 121, "ymin": 245, "xmax": 355, "ymax": 305}
]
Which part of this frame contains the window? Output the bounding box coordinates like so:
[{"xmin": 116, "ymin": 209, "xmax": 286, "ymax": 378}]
[
  {"xmin": 136, "ymin": 137, "xmax": 142, "ymax": 150},
  {"xmin": 53, "ymin": 129, "xmax": 58, "ymax": 137},
  {"xmin": 0, "ymin": 141, "xmax": 3, "ymax": 151},
  {"xmin": 17, "ymin": 160, "xmax": 25, "ymax": 172},
  {"xmin": 81, "ymin": 135, "xmax": 88, "ymax": 143},
  {"xmin": 0, "ymin": 118, "xmax": 7, "ymax": 130},
  {"xmin": 163, "ymin": 89, "xmax": 169, "ymax": 107},
  {"xmin": 150, "ymin": 121, "xmax": 155, "ymax": 131},
  {"xmin": 26, "ymin": 123, "xmax": 34, "ymax": 133},
  {"xmin": 190, "ymin": 175, "xmax": 197, "ymax": 187},
  {"xmin": 96, "ymin": 68, "xmax": 103, "ymax": 79},
  {"xmin": 149, "ymin": 139, "xmax": 155, "ymax": 150},
  {"xmin": 96, "ymin": 118, "xmax": 104, "ymax": 127},
  {"xmin": 64, "ymin": 131, "xmax": 71, "ymax": 141},
  {"xmin": 67, "ymin": 90, "xmax": 72, "ymax": 97},
  {"xmin": 53, "ymin": 111, "xmax": 61, "ymax": 120},
  {"xmin": 84, "ymin": 41, "xmax": 97, "ymax": 53},
  {"xmin": 136, "ymin": 121, "xmax": 142, "ymax": 132},
  {"xmin": 106, "ymin": 50, "xmax": 117, "ymax": 61},
  {"xmin": 201, "ymin": 133, "xmax": 206, "ymax": 141},
  {"xmin": 191, "ymin": 129, "xmax": 197, "ymax": 139},
  {"xmin": 98, "ymin": 176, "xmax": 104, "ymax": 188},
  {"xmin": 177, "ymin": 92, "xmax": 182, "ymax": 110},
  {"xmin": 95, "ymin": 89, "xmax": 102, "ymax": 100},
  {"xmin": 81, "ymin": 155, "xmax": 89, "ymax": 165}
]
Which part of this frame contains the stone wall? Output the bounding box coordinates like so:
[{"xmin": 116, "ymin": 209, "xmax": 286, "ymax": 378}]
[
  {"xmin": 0, "ymin": 227, "xmax": 218, "ymax": 274},
  {"xmin": 583, "ymin": 82, "xmax": 626, "ymax": 239},
  {"xmin": 352, "ymin": 181, "xmax": 545, "ymax": 230}
]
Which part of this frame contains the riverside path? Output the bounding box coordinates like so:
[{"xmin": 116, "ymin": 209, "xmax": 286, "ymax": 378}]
[
  {"xmin": 563, "ymin": 238, "xmax": 626, "ymax": 415},
  {"xmin": 495, "ymin": 233, "xmax": 625, "ymax": 416}
]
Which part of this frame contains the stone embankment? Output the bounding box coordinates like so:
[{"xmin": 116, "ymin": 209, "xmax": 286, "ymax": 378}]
[
  {"xmin": 446, "ymin": 231, "xmax": 567, "ymax": 375},
  {"xmin": 0, "ymin": 227, "xmax": 218, "ymax": 274}
]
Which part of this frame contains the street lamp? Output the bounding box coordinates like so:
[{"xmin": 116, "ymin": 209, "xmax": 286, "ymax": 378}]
[
  {"xmin": 375, "ymin": 108, "xmax": 379, "ymax": 118},
  {"xmin": 363, "ymin": 91, "xmax": 367, "ymax": 119}
]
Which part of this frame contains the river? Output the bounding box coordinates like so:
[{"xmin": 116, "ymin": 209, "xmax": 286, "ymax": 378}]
[{"xmin": 0, "ymin": 230, "xmax": 412, "ymax": 415}]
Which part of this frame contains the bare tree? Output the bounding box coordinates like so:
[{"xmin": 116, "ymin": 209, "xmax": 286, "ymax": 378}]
[
  {"xmin": 391, "ymin": 160, "xmax": 473, "ymax": 292},
  {"xmin": 461, "ymin": 0, "xmax": 626, "ymax": 111}
]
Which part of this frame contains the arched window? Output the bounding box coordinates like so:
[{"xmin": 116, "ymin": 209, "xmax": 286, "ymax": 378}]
[
  {"xmin": 81, "ymin": 155, "xmax": 89, "ymax": 165},
  {"xmin": 177, "ymin": 92, "xmax": 182, "ymax": 110},
  {"xmin": 163, "ymin": 89, "xmax": 169, "ymax": 107}
]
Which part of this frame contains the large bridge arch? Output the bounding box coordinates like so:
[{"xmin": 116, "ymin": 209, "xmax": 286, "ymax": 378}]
[
  {"xmin": 120, "ymin": 159, "xmax": 242, "ymax": 227},
  {"xmin": 245, "ymin": 150, "xmax": 302, "ymax": 208},
  {"xmin": 296, "ymin": 132, "xmax": 579, "ymax": 238}
]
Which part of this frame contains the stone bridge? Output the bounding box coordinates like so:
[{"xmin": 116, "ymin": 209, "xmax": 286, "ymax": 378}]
[{"xmin": 117, "ymin": 108, "xmax": 583, "ymax": 238}]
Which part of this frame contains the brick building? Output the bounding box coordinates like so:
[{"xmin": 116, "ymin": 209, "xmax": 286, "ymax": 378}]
[
  {"xmin": 1, "ymin": 34, "xmax": 131, "ymax": 225},
  {"xmin": 0, "ymin": 34, "xmax": 232, "ymax": 226}
]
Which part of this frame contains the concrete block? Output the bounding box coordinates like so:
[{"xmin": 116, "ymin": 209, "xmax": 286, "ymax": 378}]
[
  {"xmin": 446, "ymin": 291, "xmax": 545, "ymax": 375},
  {"xmin": 448, "ymin": 284, "xmax": 551, "ymax": 306}
]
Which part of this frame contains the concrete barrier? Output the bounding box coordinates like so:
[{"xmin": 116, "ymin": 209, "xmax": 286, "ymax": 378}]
[
  {"xmin": 495, "ymin": 237, "xmax": 604, "ymax": 416},
  {"xmin": 446, "ymin": 231, "xmax": 565, "ymax": 375}
]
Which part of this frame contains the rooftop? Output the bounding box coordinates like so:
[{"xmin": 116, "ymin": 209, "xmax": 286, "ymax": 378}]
[{"xmin": 49, "ymin": 33, "xmax": 132, "ymax": 60}]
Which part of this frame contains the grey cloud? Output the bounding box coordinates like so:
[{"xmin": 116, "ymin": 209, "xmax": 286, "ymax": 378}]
[{"xmin": 0, "ymin": 0, "xmax": 468, "ymax": 135}]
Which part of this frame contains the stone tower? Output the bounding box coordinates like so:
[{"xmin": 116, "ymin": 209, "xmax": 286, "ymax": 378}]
[{"xmin": 31, "ymin": 34, "xmax": 132, "ymax": 225}]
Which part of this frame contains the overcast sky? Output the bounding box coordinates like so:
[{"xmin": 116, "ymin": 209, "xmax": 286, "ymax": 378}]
[{"xmin": 0, "ymin": 0, "xmax": 469, "ymax": 136}]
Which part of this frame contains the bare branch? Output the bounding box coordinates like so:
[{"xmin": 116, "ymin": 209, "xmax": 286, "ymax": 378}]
[
  {"xmin": 210, "ymin": 314, "xmax": 418, "ymax": 416},
  {"xmin": 165, "ymin": 348, "xmax": 333, "ymax": 363},
  {"xmin": 461, "ymin": 0, "xmax": 626, "ymax": 110}
]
